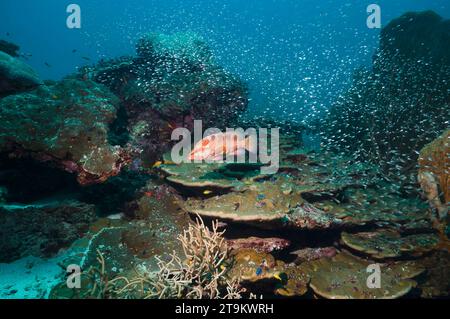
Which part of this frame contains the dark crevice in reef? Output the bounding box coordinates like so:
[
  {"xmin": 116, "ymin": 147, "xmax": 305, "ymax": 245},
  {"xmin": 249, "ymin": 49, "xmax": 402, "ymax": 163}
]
[
  {"xmin": 0, "ymin": 154, "xmax": 152, "ymax": 216},
  {"xmin": 0, "ymin": 154, "xmax": 80, "ymax": 203},
  {"xmin": 202, "ymin": 216, "xmax": 342, "ymax": 263},
  {"xmin": 78, "ymin": 170, "xmax": 152, "ymax": 216}
]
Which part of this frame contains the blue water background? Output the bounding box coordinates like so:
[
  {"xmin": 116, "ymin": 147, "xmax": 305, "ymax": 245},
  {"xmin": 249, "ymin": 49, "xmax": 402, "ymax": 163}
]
[{"xmin": 1, "ymin": 0, "xmax": 449, "ymax": 120}]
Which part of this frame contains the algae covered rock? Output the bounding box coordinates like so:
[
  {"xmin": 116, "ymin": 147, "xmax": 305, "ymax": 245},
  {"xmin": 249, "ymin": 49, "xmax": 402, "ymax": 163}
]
[
  {"xmin": 228, "ymin": 248, "xmax": 284, "ymax": 283},
  {"xmin": 136, "ymin": 32, "xmax": 214, "ymax": 71},
  {"xmin": 379, "ymin": 10, "xmax": 450, "ymax": 66},
  {"xmin": 0, "ymin": 78, "xmax": 130, "ymax": 185},
  {"xmin": 0, "ymin": 51, "xmax": 42, "ymax": 96},
  {"xmin": 227, "ymin": 237, "xmax": 290, "ymax": 254},
  {"xmin": 274, "ymin": 265, "xmax": 310, "ymax": 297},
  {"xmin": 418, "ymin": 129, "xmax": 449, "ymax": 221},
  {"xmin": 0, "ymin": 201, "xmax": 96, "ymax": 263},
  {"xmin": 130, "ymin": 32, "xmax": 247, "ymax": 126}
]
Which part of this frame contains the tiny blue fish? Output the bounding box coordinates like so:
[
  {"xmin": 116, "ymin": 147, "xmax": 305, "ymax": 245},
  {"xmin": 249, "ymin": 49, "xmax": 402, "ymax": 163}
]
[{"xmin": 256, "ymin": 267, "xmax": 263, "ymax": 276}]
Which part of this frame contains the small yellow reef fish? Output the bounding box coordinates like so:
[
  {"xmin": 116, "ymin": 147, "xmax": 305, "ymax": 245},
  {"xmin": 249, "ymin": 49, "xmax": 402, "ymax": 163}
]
[
  {"xmin": 203, "ymin": 190, "xmax": 213, "ymax": 195},
  {"xmin": 273, "ymin": 273, "xmax": 283, "ymax": 281},
  {"xmin": 152, "ymin": 161, "xmax": 163, "ymax": 168}
]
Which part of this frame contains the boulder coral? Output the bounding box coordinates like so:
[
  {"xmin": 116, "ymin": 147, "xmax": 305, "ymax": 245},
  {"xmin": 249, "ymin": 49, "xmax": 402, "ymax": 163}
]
[{"xmin": 0, "ymin": 78, "xmax": 130, "ymax": 185}]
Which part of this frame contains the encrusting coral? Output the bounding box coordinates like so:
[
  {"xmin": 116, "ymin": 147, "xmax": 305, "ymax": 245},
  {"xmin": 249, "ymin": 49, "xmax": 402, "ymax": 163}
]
[{"xmin": 0, "ymin": 78, "xmax": 130, "ymax": 185}]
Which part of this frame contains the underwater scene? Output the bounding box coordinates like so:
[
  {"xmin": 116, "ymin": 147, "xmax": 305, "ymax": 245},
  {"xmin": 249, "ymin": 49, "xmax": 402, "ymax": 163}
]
[{"xmin": 0, "ymin": 0, "xmax": 449, "ymax": 301}]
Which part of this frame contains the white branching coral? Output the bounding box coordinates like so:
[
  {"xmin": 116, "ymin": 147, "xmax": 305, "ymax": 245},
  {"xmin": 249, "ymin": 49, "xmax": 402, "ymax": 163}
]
[
  {"xmin": 145, "ymin": 217, "xmax": 244, "ymax": 299},
  {"xmin": 99, "ymin": 216, "xmax": 244, "ymax": 299},
  {"xmin": 178, "ymin": 217, "xmax": 230, "ymax": 298}
]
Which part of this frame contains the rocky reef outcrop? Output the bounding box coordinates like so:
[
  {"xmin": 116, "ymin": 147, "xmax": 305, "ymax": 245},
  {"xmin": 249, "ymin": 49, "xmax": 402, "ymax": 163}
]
[
  {"xmin": 0, "ymin": 201, "xmax": 96, "ymax": 263},
  {"xmin": 0, "ymin": 51, "xmax": 42, "ymax": 97},
  {"xmin": 418, "ymin": 129, "xmax": 449, "ymax": 224},
  {"xmin": 83, "ymin": 32, "xmax": 248, "ymax": 164},
  {"xmin": 0, "ymin": 78, "xmax": 130, "ymax": 185},
  {"xmin": 317, "ymin": 11, "xmax": 450, "ymax": 184}
]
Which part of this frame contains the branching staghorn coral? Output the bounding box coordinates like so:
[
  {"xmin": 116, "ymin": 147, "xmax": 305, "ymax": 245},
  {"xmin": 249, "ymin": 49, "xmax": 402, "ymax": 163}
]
[
  {"xmin": 179, "ymin": 217, "xmax": 230, "ymax": 298},
  {"xmin": 81, "ymin": 249, "xmax": 128, "ymax": 299},
  {"xmin": 136, "ymin": 217, "xmax": 244, "ymax": 299},
  {"xmin": 86, "ymin": 217, "xmax": 244, "ymax": 299}
]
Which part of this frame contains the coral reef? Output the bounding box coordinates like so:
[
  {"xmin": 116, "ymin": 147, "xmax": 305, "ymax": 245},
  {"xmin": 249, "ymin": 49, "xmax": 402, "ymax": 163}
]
[
  {"xmin": 290, "ymin": 247, "xmax": 337, "ymax": 263},
  {"xmin": 227, "ymin": 237, "xmax": 290, "ymax": 254},
  {"xmin": 313, "ymin": 185, "xmax": 430, "ymax": 229},
  {"xmin": 9, "ymin": 119, "xmax": 449, "ymax": 300},
  {"xmin": 159, "ymin": 161, "xmax": 247, "ymax": 194},
  {"xmin": 302, "ymin": 251, "xmax": 420, "ymax": 299},
  {"xmin": 274, "ymin": 265, "xmax": 310, "ymax": 297},
  {"xmin": 341, "ymin": 230, "xmax": 439, "ymax": 259},
  {"xmin": 65, "ymin": 217, "xmax": 244, "ymax": 299},
  {"xmin": 416, "ymin": 250, "xmax": 450, "ymax": 298},
  {"xmin": 83, "ymin": 32, "xmax": 248, "ymax": 165},
  {"xmin": 0, "ymin": 78, "xmax": 130, "ymax": 185},
  {"xmin": 228, "ymin": 248, "xmax": 284, "ymax": 283},
  {"xmin": 1, "ymin": 15, "xmax": 449, "ymax": 300}
]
